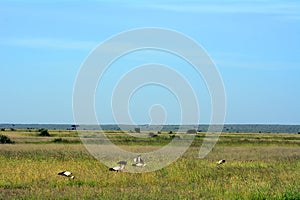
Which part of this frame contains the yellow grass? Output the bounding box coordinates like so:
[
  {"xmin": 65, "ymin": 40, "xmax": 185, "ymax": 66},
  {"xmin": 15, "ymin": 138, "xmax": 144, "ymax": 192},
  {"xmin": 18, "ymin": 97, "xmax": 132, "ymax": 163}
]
[{"xmin": 0, "ymin": 130, "xmax": 299, "ymax": 199}]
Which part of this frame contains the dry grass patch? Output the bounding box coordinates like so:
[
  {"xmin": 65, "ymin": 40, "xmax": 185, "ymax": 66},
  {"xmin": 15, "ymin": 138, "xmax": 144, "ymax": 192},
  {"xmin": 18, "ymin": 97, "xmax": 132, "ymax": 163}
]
[{"xmin": 0, "ymin": 132, "xmax": 299, "ymax": 199}]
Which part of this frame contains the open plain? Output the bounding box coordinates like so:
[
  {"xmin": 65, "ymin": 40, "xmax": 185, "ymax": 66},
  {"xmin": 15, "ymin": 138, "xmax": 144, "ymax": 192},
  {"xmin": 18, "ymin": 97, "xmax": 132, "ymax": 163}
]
[{"xmin": 0, "ymin": 129, "xmax": 299, "ymax": 199}]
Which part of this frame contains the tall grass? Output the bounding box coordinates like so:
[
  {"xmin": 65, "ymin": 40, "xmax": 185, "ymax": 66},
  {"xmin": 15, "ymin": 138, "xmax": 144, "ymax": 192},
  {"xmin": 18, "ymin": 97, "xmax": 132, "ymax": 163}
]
[{"xmin": 0, "ymin": 131, "xmax": 299, "ymax": 199}]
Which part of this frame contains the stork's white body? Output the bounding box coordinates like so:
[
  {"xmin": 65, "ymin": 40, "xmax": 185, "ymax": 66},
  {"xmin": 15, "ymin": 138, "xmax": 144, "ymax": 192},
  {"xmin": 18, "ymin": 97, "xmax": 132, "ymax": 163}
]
[
  {"xmin": 133, "ymin": 155, "xmax": 144, "ymax": 163},
  {"xmin": 132, "ymin": 162, "xmax": 146, "ymax": 167},
  {"xmin": 110, "ymin": 165, "xmax": 125, "ymax": 171},
  {"xmin": 132, "ymin": 155, "xmax": 146, "ymax": 167},
  {"xmin": 218, "ymin": 160, "xmax": 226, "ymax": 165},
  {"xmin": 58, "ymin": 171, "xmax": 75, "ymax": 179},
  {"xmin": 109, "ymin": 161, "xmax": 127, "ymax": 172}
]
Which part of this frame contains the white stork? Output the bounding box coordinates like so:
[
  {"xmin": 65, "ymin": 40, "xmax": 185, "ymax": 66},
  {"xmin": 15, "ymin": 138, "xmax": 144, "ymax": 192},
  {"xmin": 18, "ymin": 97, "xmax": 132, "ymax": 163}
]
[
  {"xmin": 217, "ymin": 159, "xmax": 226, "ymax": 165},
  {"xmin": 58, "ymin": 171, "xmax": 75, "ymax": 179},
  {"xmin": 132, "ymin": 155, "xmax": 146, "ymax": 167},
  {"xmin": 109, "ymin": 161, "xmax": 127, "ymax": 172}
]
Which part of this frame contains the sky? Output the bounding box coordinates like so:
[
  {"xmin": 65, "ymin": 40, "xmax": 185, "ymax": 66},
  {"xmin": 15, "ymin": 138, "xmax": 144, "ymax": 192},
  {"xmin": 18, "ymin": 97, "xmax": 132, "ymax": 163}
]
[{"xmin": 0, "ymin": 0, "xmax": 299, "ymax": 125}]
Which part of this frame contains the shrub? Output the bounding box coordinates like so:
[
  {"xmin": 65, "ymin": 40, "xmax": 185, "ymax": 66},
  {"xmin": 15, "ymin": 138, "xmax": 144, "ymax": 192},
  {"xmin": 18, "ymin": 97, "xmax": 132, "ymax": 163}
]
[
  {"xmin": 38, "ymin": 129, "xmax": 50, "ymax": 136},
  {"xmin": 149, "ymin": 132, "xmax": 155, "ymax": 137},
  {"xmin": 134, "ymin": 128, "xmax": 140, "ymax": 133},
  {"xmin": 186, "ymin": 129, "xmax": 197, "ymax": 134},
  {"xmin": 52, "ymin": 137, "xmax": 80, "ymax": 144},
  {"xmin": 149, "ymin": 132, "xmax": 158, "ymax": 137},
  {"xmin": 52, "ymin": 138, "xmax": 63, "ymax": 143},
  {"xmin": 0, "ymin": 134, "xmax": 14, "ymax": 144},
  {"xmin": 170, "ymin": 135, "xmax": 181, "ymax": 140}
]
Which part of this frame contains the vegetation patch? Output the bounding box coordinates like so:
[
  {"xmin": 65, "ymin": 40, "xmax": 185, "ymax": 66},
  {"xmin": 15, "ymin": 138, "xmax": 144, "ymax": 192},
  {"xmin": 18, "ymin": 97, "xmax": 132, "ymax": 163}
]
[
  {"xmin": 0, "ymin": 130, "xmax": 299, "ymax": 199},
  {"xmin": 38, "ymin": 129, "xmax": 51, "ymax": 137},
  {"xmin": 52, "ymin": 137, "xmax": 81, "ymax": 144},
  {"xmin": 0, "ymin": 134, "xmax": 14, "ymax": 144}
]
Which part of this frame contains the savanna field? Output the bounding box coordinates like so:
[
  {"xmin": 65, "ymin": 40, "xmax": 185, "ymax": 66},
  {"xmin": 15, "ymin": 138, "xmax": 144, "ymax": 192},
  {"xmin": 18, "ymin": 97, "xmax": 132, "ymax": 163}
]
[{"xmin": 0, "ymin": 129, "xmax": 299, "ymax": 199}]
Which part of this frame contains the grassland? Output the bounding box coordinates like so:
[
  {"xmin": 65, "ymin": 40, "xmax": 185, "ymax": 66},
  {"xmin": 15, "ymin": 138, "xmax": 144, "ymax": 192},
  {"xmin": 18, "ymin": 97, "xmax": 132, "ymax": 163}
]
[{"xmin": 0, "ymin": 129, "xmax": 299, "ymax": 199}]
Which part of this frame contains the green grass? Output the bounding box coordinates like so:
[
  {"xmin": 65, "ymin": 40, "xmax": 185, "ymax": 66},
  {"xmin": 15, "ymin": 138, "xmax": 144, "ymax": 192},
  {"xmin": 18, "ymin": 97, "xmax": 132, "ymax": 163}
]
[{"xmin": 0, "ymin": 130, "xmax": 299, "ymax": 199}]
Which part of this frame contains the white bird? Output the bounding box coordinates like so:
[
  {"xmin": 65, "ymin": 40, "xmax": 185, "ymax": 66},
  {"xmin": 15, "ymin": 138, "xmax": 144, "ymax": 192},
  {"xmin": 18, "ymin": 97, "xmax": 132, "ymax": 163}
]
[
  {"xmin": 217, "ymin": 159, "xmax": 226, "ymax": 165},
  {"xmin": 132, "ymin": 155, "xmax": 146, "ymax": 167},
  {"xmin": 133, "ymin": 155, "xmax": 142, "ymax": 163},
  {"xmin": 58, "ymin": 171, "xmax": 75, "ymax": 179},
  {"xmin": 109, "ymin": 161, "xmax": 127, "ymax": 172},
  {"xmin": 132, "ymin": 162, "xmax": 146, "ymax": 167}
]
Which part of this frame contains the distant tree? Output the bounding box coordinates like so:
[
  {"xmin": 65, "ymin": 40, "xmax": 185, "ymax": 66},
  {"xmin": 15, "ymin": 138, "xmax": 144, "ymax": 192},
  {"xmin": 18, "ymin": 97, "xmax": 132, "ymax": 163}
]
[
  {"xmin": 71, "ymin": 125, "xmax": 79, "ymax": 130},
  {"xmin": 186, "ymin": 129, "xmax": 197, "ymax": 134},
  {"xmin": 0, "ymin": 134, "xmax": 14, "ymax": 144},
  {"xmin": 134, "ymin": 128, "xmax": 140, "ymax": 133},
  {"xmin": 169, "ymin": 131, "xmax": 173, "ymax": 134},
  {"xmin": 0, "ymin": 128, "xmax": 5, "ymax": 131},
  {"xmin": 38, "ymin": 129, "xmax": 50, "ymax": 136}
]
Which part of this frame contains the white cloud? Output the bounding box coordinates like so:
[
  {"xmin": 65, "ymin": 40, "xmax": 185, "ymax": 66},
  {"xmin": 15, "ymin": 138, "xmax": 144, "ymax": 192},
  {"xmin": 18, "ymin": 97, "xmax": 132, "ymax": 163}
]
[
  {"xmin": 217, "ymin": 60, "xmax": 300, "ymax": 71},
  {"xmin": 142, "ymin": 1, "xmax": 300, "ymax": 20},
  {"xmin": 211, "ymin": 51, "xmax": 300, "ymax": 70},
  {"xmin": 0, "ymin": 38, "xmax": 98, "ymax": 50}
]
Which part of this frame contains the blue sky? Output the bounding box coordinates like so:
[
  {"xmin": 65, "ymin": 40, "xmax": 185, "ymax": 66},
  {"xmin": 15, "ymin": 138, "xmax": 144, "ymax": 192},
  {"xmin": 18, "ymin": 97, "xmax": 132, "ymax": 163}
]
[{"xmin": 0, "ymin": 0, "xmax": 299, "ymax": 124}]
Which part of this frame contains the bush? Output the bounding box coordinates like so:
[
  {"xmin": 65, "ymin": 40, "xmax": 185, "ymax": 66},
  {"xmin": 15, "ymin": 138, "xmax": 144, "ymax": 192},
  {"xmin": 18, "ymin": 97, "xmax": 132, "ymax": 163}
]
[
  {"xmin": 0, "ymin": 134, "xmax": 14, "ymax": 144},
  {"xmin": 38, "ymin": 129, "xmax": 50, "ymax": 136},
  {"xmin": 186, "ymin": 129, "xmax": 197, "ymax": 134},
  {"xmin": 71, "ymin": 124, "xmax": 79, "ymax": 130},
  {"xmin": 52, "ymin": 137, "xmax": 80, "ymax": 144},
  {"xmin": 170, "ymin": 135, "xmax": 181, "ymax": 140},
  {"xmin": 52, "ymin": 138, "xmax": 63, "ymax": 143},
  {"xmin": 134, "ymin": 128, "xmax": 140, "ymax": 133},
  {"xmin": 149, "ymin": 132, "xmax": 158, "ymax": 137}
]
